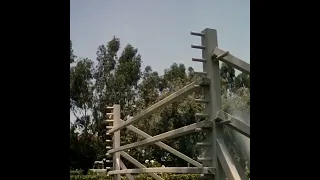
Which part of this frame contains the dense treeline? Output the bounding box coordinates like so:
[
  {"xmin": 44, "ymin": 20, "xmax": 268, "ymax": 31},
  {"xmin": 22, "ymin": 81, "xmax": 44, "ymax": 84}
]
[{"xmin": 70, "ymin": 37, "xmax": 250, "ymax": 174}]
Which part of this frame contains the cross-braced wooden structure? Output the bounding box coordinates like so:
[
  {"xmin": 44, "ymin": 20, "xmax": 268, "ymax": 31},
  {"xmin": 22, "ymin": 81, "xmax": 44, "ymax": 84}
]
[{"xmin": 100, "ymin": 28, "xmax": 250, "ymax": 180}]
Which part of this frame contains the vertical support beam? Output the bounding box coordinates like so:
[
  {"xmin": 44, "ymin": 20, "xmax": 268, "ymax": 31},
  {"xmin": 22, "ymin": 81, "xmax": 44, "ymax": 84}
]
[
  {"xmin": 113, "ymin": 105, "xmax": 121, "ymax": 180},
  {"xmin": 201, "ymin": 28, "xmax": 222, "ymax": 179}
]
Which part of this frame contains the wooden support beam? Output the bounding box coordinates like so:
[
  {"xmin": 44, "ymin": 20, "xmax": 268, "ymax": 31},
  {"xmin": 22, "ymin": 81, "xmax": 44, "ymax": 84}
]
[
  {"xmin": 200, "ymin": 28, "xmax": 221, "ymax": 179},
  {"xmin": 109, "ymin": 167, "xmax": 214, "ymax": 175},
  {"xmin": 108, "ymin": 78, "xmax": 208, "ymax": 133},
  {"xmin": 216, "ymin": 110, "xmax": 250, "ymax": 138},
  {"xmin": 119, "ymin": 160, "xmax": 134, "ymax": 180},
  {"xmin": 212, "ymin": 47, "xmax": 250, "ymax": 74},
  {"xmin": 217, "ymin": 138, "xmax": 242, "ymax": 180},
  {"xmin": 108, "ymin": 120, "xmax": 211, "ymax": 154},
  {"xmin": 120, "ymin": 119, "xmax": 202, "ymax": 167},
  {"xmin": 112, "ymin": 105, "xmax": 121, "ymax": 180},
  {"xmin": 119, "ymin": 151, "xmax": 163, "ymax": 180}
]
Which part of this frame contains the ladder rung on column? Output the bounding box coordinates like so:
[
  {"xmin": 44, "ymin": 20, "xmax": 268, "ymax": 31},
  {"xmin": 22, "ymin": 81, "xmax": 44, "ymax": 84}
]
[
  {"xmin": 195, "ymin": 99, "xmax": 209, "ymax": 103},
  {"xmin": 191, "ymin": 44, "xmax": 205, "ymax": 49},
  {"xmin": 194, "ymin": 72, "xmax": 207, "ymax": 76},
  {"xmin": 197, "ymin": 157, "xmax": 212, "ymax": 161},
  {"xmin": 217, "ymin": 120, "xmax": 231, "ymax": 125},
  {"xmin": 192, "ymin": 58, "xmax": 206, "ymax": 62},
  {"xmin": 190, "ymin": 31, "xmax": 205, "ymax": 37},
  {"xmin": 195, "ymin": 113, "xmax": 209, "ymax": 117},
  {"xmin": 195, "ymin": 142, "xmax": 211, "ymax": 147}
]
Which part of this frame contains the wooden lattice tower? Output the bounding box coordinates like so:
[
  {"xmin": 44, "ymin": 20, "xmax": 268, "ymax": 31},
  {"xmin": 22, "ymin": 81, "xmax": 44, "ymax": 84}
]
[{"xmin": 99, "ymin": 28, "xmax": 250, "ymax": 180}]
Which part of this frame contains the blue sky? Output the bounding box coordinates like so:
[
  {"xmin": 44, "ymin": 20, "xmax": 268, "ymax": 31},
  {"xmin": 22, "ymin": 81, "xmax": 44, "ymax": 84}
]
[{"xmin": 70, "ymin": 0, "xmax": 250, "ymax": 122}]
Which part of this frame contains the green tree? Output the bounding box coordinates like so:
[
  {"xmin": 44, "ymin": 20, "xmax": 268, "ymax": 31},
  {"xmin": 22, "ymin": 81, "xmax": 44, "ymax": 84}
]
[
  {"xmin": 235, "ymin": 73, "xmax": 250, "ymax": 90},
  {"xmin": 92, "ymin": 37, "xmax": 142, "ymax": 162},
  {"xmin": 70, "ymin": 124, "xmax": 102, "ymax": 174},
  {"xmin": 70, "ymin": 40, "xmax": 76, "ymax": 64},
  {"xmin": 220, "ymin": 63, "xmax": 236, "ymax": 93},
  {"xmin": 70, "ymin": 57, "xmax": 97, "ymax": 174},
  {"xmin": 70, "ymin": 58, "xmax": 94, "ymax": 130},
  {"xmin": 220, "ymin": 63, "xmax": 250, "ymax": 94},
  {"xmin": 131, "ymin": 63, "xmax": 205, "ymax": 167}
]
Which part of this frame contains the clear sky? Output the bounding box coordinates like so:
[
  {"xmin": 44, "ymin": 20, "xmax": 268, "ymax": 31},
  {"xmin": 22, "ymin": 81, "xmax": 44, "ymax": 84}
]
[{"xmin": 70, "ymin": 0, "xmax": 250, "ymax": 122}]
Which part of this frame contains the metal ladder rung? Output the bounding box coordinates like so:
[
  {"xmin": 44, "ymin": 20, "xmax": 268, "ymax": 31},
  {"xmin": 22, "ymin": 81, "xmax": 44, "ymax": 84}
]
[
  {"xmin": 192, "ymin": 58, "xmax": 206, "ymax": 62},
  {"xmin": 195, "ymin": 113, "xmax": 209, "ymax": 117},
  {"xmin": 197, "ymin": 157, "xmax": 212, "ymax": 161},
  {"xmin": 196, "ymin": 142, "xmax": 211, "ymax": 147},
  {"xmin": 195, "ymin": 99, "xmax": 209, "ymax": 103},
  {"xmin": 191, "ymin": 44, "xmax": 205, "ymax": 49},
  {"xmin": 190, "ymin": 31, "xmax": 205, "ymax": 37}
]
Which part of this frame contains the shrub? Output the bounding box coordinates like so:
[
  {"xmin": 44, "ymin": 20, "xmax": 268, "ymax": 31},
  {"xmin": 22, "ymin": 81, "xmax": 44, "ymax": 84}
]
[
  {"xmin": 70, "ymin": 175, "xmax": 109, "ymax": 180},
  {"xmin": 70, "ymin": 174, "xmax": 200, "ymax": 180},
  {"xmin": 70, "ymin": 170, "xmax": 84, "ymax": 175}
]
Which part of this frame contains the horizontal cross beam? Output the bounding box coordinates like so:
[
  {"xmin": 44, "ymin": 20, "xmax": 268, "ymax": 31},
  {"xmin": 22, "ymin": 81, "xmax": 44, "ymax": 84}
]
[
  {"xmin": 212, "ymin": 47, "xmax": 250, "ymax": 74},
  {"xmin": 108, "ymin": 120, "xmax": 211, "ymax": 154},
  {"xmin": 216, "ymin": 110, "xmax": 250, "ymax": 138},
  {"xmin": 120, "ymin": 119, "xmax": 202, "ymax": 167},
  {"xmin": 108, "ymin": 78, "xmax": 208, "ymax": 133},
  {"xmin": 119, "ymin": 151, "xmax": 163, "ymax": 180},
  {"xmin": 108, "ymin": 167, "xmax": 214, "ymax": 175}
]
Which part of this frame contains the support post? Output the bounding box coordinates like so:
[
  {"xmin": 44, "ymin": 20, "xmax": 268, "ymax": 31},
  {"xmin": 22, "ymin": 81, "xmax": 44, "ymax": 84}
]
[
  {"xmin": 113, "ymin": 105, "xmax": 121, "ymax": 180},
  {"xmin": 201, "ymin": 28, "xmax": 222, "ymax": 179}
]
